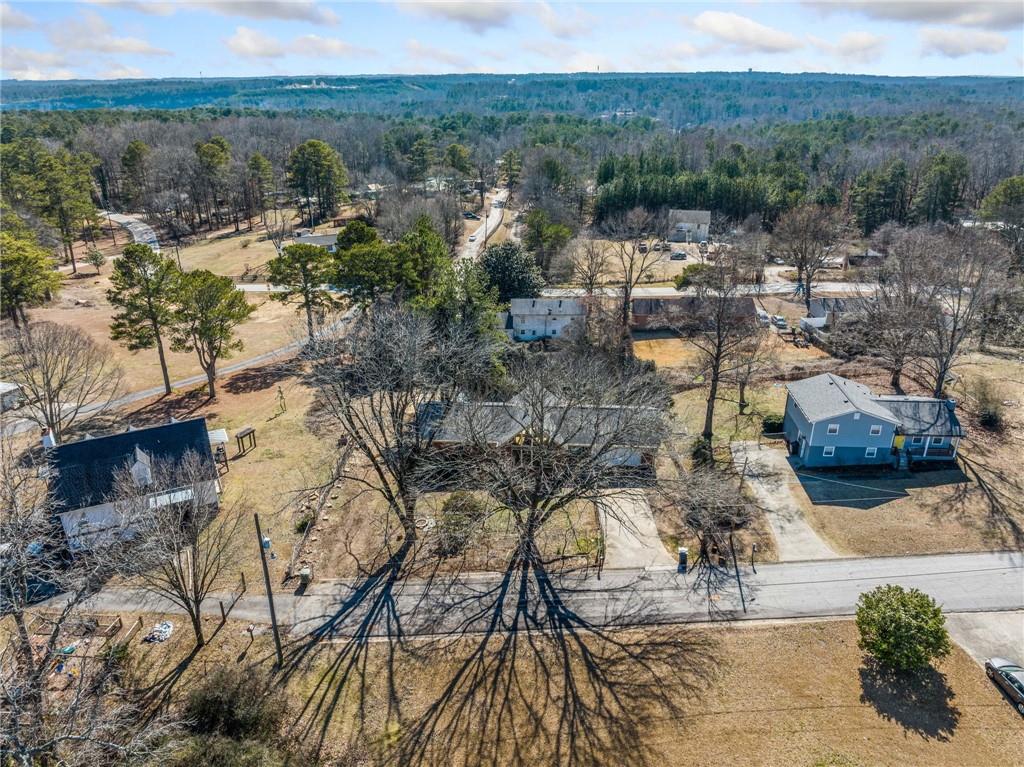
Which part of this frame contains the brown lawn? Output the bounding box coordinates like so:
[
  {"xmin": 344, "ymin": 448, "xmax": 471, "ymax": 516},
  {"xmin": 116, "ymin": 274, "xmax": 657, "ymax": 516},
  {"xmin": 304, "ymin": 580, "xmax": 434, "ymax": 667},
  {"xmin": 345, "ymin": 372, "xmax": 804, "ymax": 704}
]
[
  {"xmin": 96, "ymin": 614, "xmax": 1024, "ymax": 767},
  {"xmin": 28, "ymin": 269, "xmax": 304, "ymax": 392}
]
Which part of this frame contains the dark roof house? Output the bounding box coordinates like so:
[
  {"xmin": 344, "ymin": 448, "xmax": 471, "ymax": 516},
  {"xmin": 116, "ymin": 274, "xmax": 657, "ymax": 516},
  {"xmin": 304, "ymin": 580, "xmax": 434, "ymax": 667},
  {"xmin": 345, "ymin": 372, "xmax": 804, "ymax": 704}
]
[{"xmin": 50, "ymin": 418, "xmax": 215, "ymax": 513}]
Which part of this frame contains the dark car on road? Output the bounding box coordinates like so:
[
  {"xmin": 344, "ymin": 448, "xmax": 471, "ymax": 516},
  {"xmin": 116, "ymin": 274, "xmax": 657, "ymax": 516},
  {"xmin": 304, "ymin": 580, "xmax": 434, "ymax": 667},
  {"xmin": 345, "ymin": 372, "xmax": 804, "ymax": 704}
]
[{"xmin": 985, "ymin": 657, "xmax": 1024, "ymax": 715}]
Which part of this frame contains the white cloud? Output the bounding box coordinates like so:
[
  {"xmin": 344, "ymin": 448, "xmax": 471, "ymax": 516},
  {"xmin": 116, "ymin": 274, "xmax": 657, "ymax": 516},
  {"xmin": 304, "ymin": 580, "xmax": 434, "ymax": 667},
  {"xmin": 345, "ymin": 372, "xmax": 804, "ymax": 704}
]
[
  {"xmin": 535, "ymin": 2, "xmax": 594, "ymax": 39},
  {"xmin": 1, "ymin": 46, "xmax": 74, "ymax": 80},
  {"xmin": 919, "ymin": 27, "xmax": 1007, "ymax": 57},
  {"xmin": 1, "ymin": 2, "xmax": 35, "ymax": 29},
  {"xmin": 226, "ymin": 26, "xmax": 287, "ymax": 58},
  {"xmin": 49, "ymin": 11, "xmax": 170, "ymax": 56},
  {"xmin": 88, "ymin": 1, "xmax": 338, "ymax": 24},
  {"xmin": 809, "ymin": 31, "xmax": 888, "ymax": 64},
  {"xmin": 693, "ymin": 11, "xmax": 803, "ymax": 54},
  {"xmin": 404, "ymin": 38, "xmax": 471, "ymax": 69},
  {"xmin": 804, "ymin": 2, "xmax": 1022, "ymax": 31},
  {"xmin": 397, "ymin": 2, "xmax": 516, "ymax": 34},
  {"xmin": 225, "ymin": 27, "xmax": 373, "ymax": 59},
  {"xmin": 99, "ymin": 64, "xmax": 145, "ymax": 79}
]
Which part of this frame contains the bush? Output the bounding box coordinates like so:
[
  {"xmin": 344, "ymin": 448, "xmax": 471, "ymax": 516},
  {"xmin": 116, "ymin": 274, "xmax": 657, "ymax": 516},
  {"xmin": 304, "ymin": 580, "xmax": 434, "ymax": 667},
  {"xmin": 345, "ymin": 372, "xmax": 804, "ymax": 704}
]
[
  {"xmin": 762, "ymin": 413, "xmax": 785, "ymax": 434},
  {"xmin": 435, "ymin": 492, "xmax": 489, "ymax": 558},
  {"xmin": 690, "ymin": 437, "xmax": 713, "ymax": 466},
  {"xmin": 855, "ymin": 585, "xmax": 951, "ymax": 671},
  {"xmin": 294, "ymin": 512, "xmax": 314, "ymax": 534},
  {"xmin": 973, "ymin": 377, "xmax": 1005, "ymax": 431},
  {"xmin": 184, "ymin": 667, "xmax": 286, "ymax": 741},
  {"xmin": 674, "ymin": 263, "xmax": 712, "ymax": 289}
]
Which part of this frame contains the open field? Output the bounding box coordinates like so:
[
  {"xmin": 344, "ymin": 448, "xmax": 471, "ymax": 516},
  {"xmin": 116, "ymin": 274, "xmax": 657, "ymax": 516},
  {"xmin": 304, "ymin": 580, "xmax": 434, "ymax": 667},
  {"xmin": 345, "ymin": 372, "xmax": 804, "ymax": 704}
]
[
  {"xmin": 80, "ymin": 612, "xmax": 1024, "ymax": 767},
  {"xmin": 634, "ymin": 327, "xmax": 830, "ymax": 370},
  {"xmin": 27, "ymin": 267, "xmax": 304, "ymax": 392}
]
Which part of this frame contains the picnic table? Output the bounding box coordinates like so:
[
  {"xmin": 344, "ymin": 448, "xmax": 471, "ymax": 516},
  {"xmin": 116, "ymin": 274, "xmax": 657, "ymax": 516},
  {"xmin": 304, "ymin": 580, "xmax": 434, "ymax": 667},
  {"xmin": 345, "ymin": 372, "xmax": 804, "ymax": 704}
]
[{"xmin": 235, "ymin": 426, "xmax": 256, "ymax": 456}]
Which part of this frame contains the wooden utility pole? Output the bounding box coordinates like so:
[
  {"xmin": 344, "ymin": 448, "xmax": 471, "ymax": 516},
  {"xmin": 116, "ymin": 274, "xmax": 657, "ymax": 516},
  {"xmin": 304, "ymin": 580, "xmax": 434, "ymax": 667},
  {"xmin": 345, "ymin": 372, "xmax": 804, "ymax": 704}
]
[{"xmin": 254, "ymin": 513, "xmax": 284, "ymax": 666}]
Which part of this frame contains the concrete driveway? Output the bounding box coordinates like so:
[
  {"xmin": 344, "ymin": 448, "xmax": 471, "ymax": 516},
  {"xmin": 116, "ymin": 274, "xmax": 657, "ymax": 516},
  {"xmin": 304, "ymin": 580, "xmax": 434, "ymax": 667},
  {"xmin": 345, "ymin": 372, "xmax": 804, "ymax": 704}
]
[
  {"xmin": 732, "ymin": 441, "xmax": 840, "ymax": 561},
  {"xmin": 597, "ymin": 489, "xmax": 676, "ymax": 570},
  {"xmin": 947, "ymin": 610, "xmax": 1024, "ymax": 665}
]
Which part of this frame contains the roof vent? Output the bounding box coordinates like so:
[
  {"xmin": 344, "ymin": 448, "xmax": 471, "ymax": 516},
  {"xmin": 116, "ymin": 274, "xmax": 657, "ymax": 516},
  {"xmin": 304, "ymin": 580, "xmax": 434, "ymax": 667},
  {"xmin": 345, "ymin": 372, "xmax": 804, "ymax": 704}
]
[{"xmin": 945, "ymin": 399, "xmax": 956, "ymax": 411}]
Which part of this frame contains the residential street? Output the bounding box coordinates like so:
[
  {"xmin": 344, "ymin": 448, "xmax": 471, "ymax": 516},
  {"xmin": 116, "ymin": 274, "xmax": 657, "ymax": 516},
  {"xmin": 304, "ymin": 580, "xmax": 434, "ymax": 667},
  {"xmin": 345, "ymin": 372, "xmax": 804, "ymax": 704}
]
[
  {"xmin": 70, "ymin": 551, "xmax": 1024, "ymax": 639},
  {"xmin": 458, "ymin": 188, "xmax": 509, "ymax": 260}
]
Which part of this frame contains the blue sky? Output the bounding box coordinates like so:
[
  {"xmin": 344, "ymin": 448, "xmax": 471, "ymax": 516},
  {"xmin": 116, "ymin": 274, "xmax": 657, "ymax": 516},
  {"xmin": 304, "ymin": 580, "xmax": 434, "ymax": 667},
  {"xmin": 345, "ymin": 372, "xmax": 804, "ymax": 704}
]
[{"xmin": 2, "ymin": 1, "xmax": 1022, "ymax": 81}]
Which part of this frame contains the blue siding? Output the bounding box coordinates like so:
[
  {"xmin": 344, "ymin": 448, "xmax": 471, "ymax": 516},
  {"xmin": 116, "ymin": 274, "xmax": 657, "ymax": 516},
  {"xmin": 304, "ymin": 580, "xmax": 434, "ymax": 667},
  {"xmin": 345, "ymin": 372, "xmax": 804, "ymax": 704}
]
[{"xmin": 801, "ymin": 444, "xmax": 893, "ymax": 468}]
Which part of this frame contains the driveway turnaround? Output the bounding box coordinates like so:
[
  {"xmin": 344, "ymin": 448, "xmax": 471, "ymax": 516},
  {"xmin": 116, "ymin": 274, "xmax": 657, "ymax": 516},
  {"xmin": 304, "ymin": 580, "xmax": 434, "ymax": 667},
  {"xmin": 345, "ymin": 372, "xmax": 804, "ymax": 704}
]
[
  {"xmin": 598, "ymin": 489, "xmax": 676, "ymax": 570},
  {"xmin": 947, "ymin": 610, "xmax": 1024, "ymax": 665},
  {"xmin": 732, "ymin": 441, "xmax": 840, "ymax": 561}
]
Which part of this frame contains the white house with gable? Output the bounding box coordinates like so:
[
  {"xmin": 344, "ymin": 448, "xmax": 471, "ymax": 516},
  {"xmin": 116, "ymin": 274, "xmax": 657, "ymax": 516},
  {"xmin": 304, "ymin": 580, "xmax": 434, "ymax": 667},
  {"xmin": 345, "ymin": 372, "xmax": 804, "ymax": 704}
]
[{"xmin": 507, "ymin": 297, "xmax": 585, "ymax": 341}]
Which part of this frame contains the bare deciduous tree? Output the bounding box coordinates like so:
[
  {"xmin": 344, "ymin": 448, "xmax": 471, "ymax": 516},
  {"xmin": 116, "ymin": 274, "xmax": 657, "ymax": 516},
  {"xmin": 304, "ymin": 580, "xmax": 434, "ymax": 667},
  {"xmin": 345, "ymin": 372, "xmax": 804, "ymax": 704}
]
[
  {"xmin": 600, "ymin": 208, "xmax": 667, "ymax": 332},
  {"xmin": 2, "ymin": 322, "xmax": 123, "ymax": 444},
  {"xmin": 658, "ymin": 256, "xmax": 763, "ymax": 441},
  {"xmin": 915, "ymin": 227, "xmax": 1010, "ymax": 397},
  {"xmin": 304, "ymin": 302, "xmax": 497, "ymax": 559},
  {"xmin": 110, "ymin": 451, "xmax": 242, "ymax": 649},
  {"xmin": 772, "ymin": 204, "xmax": 842, "ymax": 312},
  {"xmin": 0, "ymin": 441, "xmax": 178, "ymax": 766},
  {"xmin": 568, "ymin": 236, "xmax": 608, "ymax": 295},
  {"xmin": 443, "ymin": 348, "xmax": 669, "ymax": 563}
]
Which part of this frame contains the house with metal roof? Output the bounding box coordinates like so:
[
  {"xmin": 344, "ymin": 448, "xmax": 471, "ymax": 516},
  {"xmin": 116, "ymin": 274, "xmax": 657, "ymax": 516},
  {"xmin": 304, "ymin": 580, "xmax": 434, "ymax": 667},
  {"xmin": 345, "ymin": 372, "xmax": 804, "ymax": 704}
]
[
  {"xmin": 49, "ymin": 418, "xmax": 218, "ymax": 550},
  {"xmin": 782, "ymin": 373, "xmax": 964, "ymax": 468}
]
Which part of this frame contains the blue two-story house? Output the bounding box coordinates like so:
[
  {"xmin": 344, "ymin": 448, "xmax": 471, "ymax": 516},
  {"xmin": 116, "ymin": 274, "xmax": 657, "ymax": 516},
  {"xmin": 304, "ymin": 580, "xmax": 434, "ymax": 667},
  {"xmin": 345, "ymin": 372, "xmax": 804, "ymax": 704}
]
[{"xmin": 782, "ymin": 373, "xmax": 964, "ymax": 469}]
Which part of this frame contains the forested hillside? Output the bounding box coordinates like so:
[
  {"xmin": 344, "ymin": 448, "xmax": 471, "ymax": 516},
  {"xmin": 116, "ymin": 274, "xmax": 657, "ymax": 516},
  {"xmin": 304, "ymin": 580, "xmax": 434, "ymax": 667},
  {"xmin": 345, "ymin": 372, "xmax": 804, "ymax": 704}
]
[{"xmin": 3, "ymin": 72, "xmax": 1021, "ymax": 127}]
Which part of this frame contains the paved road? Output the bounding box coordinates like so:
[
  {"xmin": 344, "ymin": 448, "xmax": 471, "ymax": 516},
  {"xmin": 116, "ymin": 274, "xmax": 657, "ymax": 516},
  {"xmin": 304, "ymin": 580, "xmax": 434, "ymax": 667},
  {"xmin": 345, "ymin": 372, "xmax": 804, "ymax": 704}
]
[
  {"xmin": 458, "ymin": 189, "xmax": 509, "ymax": 261},
  {"xmin": 598, "ymin": 489, "xmax": 676, "ymax": 569},
  {"xmin": 732, "ymin": 442, "xmax": 841, "ymax": 561},
  {"xmin": 543, "ymin": 282, "xmax": 876, "ymax": 299},
  {"xmin": 72, "ymin": 551, "xmax": 1024, "ymax": 638},
  {"xmin": 99, "ymin": 210, "xmax": 161, "ymax": 253}
]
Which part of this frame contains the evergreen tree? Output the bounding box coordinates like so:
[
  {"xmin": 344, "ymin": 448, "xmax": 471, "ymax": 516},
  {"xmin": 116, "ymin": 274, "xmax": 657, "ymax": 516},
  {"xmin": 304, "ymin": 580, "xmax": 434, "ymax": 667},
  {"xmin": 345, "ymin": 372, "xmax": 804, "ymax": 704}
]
[
  {"xmin": 0, "ymin": 229, "xmax": 62, "ymax": 328},
  {"xmin": 266, "ymin": 243, "xmax": 340, "ymax": 341},
  {"xmin": 286, "ymin": 139, "xmax": 348, "ymax": 225},
  {"xmin": 171, "ymin": 270, "xmax": 254, "ymax": 399},
  {"xmin": 107, "ymin": 244, "xmax": 181, "ymax": 395},
  {"xmin": 479, "ymin": 241, "xmax": 544, "ymax": 304}
]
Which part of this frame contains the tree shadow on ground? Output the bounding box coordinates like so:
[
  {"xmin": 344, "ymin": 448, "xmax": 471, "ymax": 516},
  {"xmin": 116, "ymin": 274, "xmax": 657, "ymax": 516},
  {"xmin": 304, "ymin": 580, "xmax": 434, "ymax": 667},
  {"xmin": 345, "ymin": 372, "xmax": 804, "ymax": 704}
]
[
  {"xmin": 392, "ymin": 548, "xmax": 720, "ymax": 767},
  {"xmin": 949, "ymin": 453, "xmax": 1024, "ymax": 549},
  {"xmin": 123, "ymin": 386, "xmax": 216, "ymax": 425},
  {"xmin": 275, "ymin": 536, "xmax": 448, "ymax": 761},
  {"xmin": 222, "ymin": 362, "xmax": 295, "ymax": 395},
  {"xmin": 858, "ymin": 660, "xmax": 960, "ymax": 741}
]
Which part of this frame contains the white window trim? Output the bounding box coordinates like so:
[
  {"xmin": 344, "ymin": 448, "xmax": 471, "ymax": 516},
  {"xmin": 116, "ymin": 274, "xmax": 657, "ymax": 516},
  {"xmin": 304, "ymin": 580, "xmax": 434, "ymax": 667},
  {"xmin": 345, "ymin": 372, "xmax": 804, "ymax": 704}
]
[
  {"xmin": 912, "ymin": 436, "xmax": 924, "ymax": 445},
  {"xmin": 853, "ymin": 413, "xmax": 861, "ymax": 420},
  {"xmin": 865, "ymin": 447, "xmax": 877, "ymax": 458},
  {"xmin": 870, "ymin": 425, "xmax": 882, "ymax": 436},
  {"xmin": 827, "ymin": 424, "xmax": 839, "ymax": 435},
  {"xmin": 823, "ymin": 446, "xmax": 835, "ymax": 457},
  {"xmin": 931, "ymin": 437, "xmax": 944, "ymax": 446}
]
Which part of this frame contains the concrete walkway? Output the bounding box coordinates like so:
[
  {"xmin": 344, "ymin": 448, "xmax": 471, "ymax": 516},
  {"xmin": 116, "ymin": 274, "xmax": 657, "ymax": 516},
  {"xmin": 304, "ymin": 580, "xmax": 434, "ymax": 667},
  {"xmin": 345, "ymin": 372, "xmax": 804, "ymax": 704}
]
[
  {"xmin": 597, "ymin": 489, "xmax": 676, "ymax": 570},
  {"xmin": 731, "ymin": 441, "xmax": 840, "ymax": 562},
  {"xmin": 947, "ymin": 610, "xmax": 1024, "ymax": 665}
]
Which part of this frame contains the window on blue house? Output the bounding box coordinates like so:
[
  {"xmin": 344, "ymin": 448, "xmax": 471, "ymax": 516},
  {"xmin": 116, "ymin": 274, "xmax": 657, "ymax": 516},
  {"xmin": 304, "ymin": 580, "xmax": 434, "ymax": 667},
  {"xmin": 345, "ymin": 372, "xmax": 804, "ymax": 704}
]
[{"xmin": 823, "ymin": 446, "xmax": 835, "ymax": 457}]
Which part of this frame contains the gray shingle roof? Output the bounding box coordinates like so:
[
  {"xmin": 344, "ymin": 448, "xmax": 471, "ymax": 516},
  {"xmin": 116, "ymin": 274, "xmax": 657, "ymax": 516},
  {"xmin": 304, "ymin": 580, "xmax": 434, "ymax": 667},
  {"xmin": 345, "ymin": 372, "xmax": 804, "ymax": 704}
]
[
  {"xmin": 785, "ymin": 374, "xmax": 900, "ymax": 424},
  {"xmin": 874, "ymin": 396, "xmax": 963, "ymax": 437}
]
